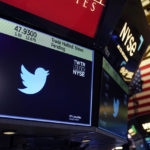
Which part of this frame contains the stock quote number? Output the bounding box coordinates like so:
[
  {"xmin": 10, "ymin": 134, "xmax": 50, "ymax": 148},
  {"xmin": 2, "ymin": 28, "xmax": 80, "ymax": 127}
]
[{"xmin": 14, "ymin": 26, "xmax": 37, "ymax": 42}]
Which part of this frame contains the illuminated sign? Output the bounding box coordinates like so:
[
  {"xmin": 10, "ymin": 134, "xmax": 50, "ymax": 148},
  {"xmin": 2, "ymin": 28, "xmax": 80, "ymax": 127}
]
[
  {"xmin": 105, "ymin": 0, "xmax": 148, "ymax": 85},
  {"xmin": 142, "ymin": 122, "xmax": 150, "ymax": 132},
  {"xmin": 1, "ymin": 0, "xmax": 106, "ymax": 37},
  {"xmin": 115, "ymin": 22, "xmax": 144, "ymax": 64}
]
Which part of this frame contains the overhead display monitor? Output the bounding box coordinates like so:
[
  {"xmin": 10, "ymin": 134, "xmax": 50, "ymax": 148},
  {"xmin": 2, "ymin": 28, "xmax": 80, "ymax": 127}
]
[
  {"xmin": 98, "ymin": 57, "xmax": 128, "ymax": 138},
  {"xmin": 1, "ymin": 0, "xmax": 106, "ymax": 37},
  {"xmin": 106, "ymin": 20, "xmax": 146, "ymax": 83},
  {"xmin": 0, "ymin": 17, "xmax": 94, "ymax": 126},
  {"xmin": 103, "ymin": 0, "xmax": 149, "ymax": 83}
]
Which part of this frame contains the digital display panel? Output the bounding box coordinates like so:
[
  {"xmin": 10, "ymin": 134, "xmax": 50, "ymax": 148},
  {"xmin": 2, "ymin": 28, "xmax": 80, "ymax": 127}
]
[
  {"xmin": 135, "ymin": 139, "xmax": 146, "ymax": 150},
  {"xmin": 1, "ymin": 0, "xmax": 106, "ymax": 37},
  {"xmin": 98, "ymin": 58, "xmax": 128, "ymax": 138},
  {"xmin": 0, "ymin": 18, "xmax": 94, "ymax": 126},
  {"xmin": 103, "ymin": 0, "xmax": 149, "ymax": 83},
  {"xmin": 106, "ymin": 20, "xmax": 146, "ymax": 83}
]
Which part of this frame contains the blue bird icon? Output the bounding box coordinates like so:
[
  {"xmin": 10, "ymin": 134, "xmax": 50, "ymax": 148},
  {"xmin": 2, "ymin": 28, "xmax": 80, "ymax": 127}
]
[
  {"xmin": 113, "ymin": 98, "xmax": 120, "ymax": 118},
  {"xmin": 18, "ymin": 64, "xmax": 49, "ymax": 94}
]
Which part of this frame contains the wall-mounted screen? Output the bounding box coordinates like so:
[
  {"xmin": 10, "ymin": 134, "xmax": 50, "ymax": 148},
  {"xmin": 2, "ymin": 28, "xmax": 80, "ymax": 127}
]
[
  {"xmin": 98, "ymin": 57, "xmax": 128, "ymax": 138},
  {"xmin": 1, "ymin": 0, "xmax": 106, "ymax": 38},
  {"xmin": 0, "ymin": 18, "xmax": 94, "ymax": 126}
]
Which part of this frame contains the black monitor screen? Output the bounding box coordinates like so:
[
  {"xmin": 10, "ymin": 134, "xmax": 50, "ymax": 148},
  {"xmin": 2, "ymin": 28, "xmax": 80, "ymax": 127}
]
[
  {"xmin": 145, "ymin": 137, "xmax": 150, "ymax": 150},
  {"xmin": 98, "ymin": 57, "xmax": 128, "ymax": 138},
  {"xmin": 0, "ymin": 18, "xmax": 94, "ymax": 126}
]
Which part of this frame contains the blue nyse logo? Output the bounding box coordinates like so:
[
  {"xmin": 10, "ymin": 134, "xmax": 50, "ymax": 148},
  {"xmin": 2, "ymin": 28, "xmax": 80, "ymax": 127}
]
[
  {"xmin": 113, "ymin": 98, "xmax": 120, "ymax": 118},
  {"xmin": 18, "ymin": 65, "xmax": 49, "ymax": 94}
]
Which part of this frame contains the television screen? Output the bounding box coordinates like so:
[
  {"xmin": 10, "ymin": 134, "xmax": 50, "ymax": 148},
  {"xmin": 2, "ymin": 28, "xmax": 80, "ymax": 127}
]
[
  {"xmin": 1, "ymin": 0, "xmax": 106, "ymax": 37},
  {"xmin": 0, "ymin": 17, "xmax": 94, "ymax": 126},
  {"xmin": 98, "ymin": 57, "xmax": 128, "ymax": 138}
]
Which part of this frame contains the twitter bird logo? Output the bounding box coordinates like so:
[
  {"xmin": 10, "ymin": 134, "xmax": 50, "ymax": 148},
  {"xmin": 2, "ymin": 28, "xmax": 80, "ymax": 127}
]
[
  {"xmin": 113, "ymin": 98, "xmax": 120, "ymax": 118},
  {"xmin": 18, "ymin": 64, "xmax": 49, "ymax": 94}
]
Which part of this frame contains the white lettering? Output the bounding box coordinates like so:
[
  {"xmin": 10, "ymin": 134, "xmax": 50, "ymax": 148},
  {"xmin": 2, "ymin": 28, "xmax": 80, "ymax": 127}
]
[
  {"xmin": 119, "ymin": 22, "xmax": 138, "ymax": 57},
  {"xmin": 83, "ymin": 0, "xmax": 89, "ymax": 8},
  {"xmin": 91, "ymin": 2, "xmax": 96, "ymax": 11},
  {"xmin": 124, "ymin": 28, "xmax": 132, "ymax": 46},
  {"xmin": 127, "ymin": 37, "xmax": 137, "ymax": 56},
  {"xmin": 73, "ymin": 60, "xmax": 86, "ymax": 77},
  {"xmin": 119, "ymin": 22, "xmax": 128, "ymax": 42},
  {"xmin": 75, "ymin": 0, "xmax": 105, "ymax": 11},
  {"xmin": 94, "ymin": 0, "xmax": 105, "ymax": 6},
  {"xmin": 73, "ymin": 70, "xmax": 85, "ymax": 77},
  {"xmin": 76, "ymin": 0, "xmax": 80, "ymax": 4},
  {"xmin": 117, "ymin": 44, "xmax": 128, "ymax": 62}
]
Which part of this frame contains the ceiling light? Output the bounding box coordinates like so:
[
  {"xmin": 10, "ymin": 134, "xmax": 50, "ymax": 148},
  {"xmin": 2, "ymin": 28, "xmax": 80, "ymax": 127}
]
[
  {"xmin": 114, "ymin": 146, "xmax": 123, "ymax": 150},
  {"xmin": 3, "ymin": 131, "xmax": 16, "ymax": 135},
  {"xmin": 82, "ymin": 139, "xmax": 90, "ymax": 143}
]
